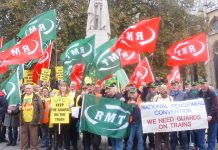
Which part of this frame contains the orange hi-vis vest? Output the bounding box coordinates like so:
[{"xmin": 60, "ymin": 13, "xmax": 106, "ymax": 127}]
[{"xmin": 42, "ymin": 97, "xmax": 51, "ymax": 124}]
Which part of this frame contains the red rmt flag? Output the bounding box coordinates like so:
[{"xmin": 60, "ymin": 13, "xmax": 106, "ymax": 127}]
[
  {"xmin": 167, "ymin": 66, "xmax": 181, "ymax": 86},
  {"xmin": 120, "ymin": 50, "xmax": 140, "ymax": 67},
  {"xmin": 167, "ymin": 33, "xmax": 208, "ymax": 66},
  {"xmin": 0, "ymin": 37, "xmax": 8, "ymax": 74},
  {"xmin": 0, "ymin": 30, "xmax": 43, "ymax": 66},
  {"xmin": 0, "ymin": 37, "xmax": 3, "ymax": 49},
  {"xmin": 32, "ymin": 43, "xmax": 52, "ymax": 84},
  {"xmin": 70, "ymin": 64, "xmax": 85, "ymax": 91},
  {"xmin": 111, "ymin": 17, "xmax": 160, "ymax": 53},
  {"xmin": 0, "ymin": 65, "xmax": 8, "ymax": 74},
  {"xmin": 129, "ymin": 57, "xmax": 154, "ymax": 88}
]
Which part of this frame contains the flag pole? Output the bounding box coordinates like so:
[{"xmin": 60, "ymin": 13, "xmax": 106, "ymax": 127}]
[
  {"xmin": 55, "ymin": 41, "xmax": 57, "ymax": 66},
  {"xmin": 59, "ymin": 123, "xmax": 61, "ymax": 135}
]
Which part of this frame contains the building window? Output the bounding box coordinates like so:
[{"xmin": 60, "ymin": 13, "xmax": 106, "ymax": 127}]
[{"xmin": 213, "ymin": 20, "xmax": 218, "ymax": 32}]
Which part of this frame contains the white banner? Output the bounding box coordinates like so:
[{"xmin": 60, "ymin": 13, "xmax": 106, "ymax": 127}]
[{"xmin": 141, "ymin": 98, "xmax": 208, "ymax": 133}]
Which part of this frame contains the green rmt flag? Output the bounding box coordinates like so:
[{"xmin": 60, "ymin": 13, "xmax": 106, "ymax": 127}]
[
  {"xmin": 18, "ymin": 64, "xmax": 24, "ymax": 80},
  {"xmin": 80, "ymin": 94, "xmax": 131, "ymax": 138},
  {"xmin": 0, "ymin": 38, "xmax": 17, "ymax": 52},
  {"xmin": 17, "ymin": 9, "xmax": 56, "ymax": 42},
  {"xmin": 94, "ymin": 38, "xmax": 121, "ymax": 80},
  {"xmin": 1, "ymin": 69, "xmax": 21, "ymax": 105},
  {"xmin": 60, "ymin": 35, "xmax": 95, "ymax": 81}
]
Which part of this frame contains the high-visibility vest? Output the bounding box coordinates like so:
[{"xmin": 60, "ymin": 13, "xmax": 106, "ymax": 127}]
[
  {"xmin": 75, "ymin": 95, "xmax": 81, "ymax": 107},
  {"xmin": 42, "ymin": 98, "xmax": 51, "ymax": 124}
]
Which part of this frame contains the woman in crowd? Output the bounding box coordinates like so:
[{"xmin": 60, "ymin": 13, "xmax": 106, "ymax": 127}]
[
  {"xmin": 52, "ymin": 81, "xmax": 73, "ymax": 150},
  {"xmin": 4, "ymin": 104, "xmax": 20, "ymax": 146}
]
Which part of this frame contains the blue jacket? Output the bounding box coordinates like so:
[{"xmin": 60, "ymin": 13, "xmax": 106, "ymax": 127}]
[
  {"xmin": 169, "ymin": 90, "xmax": 187, "ymax": 101},
  {"xmin": 186, "ymin": 89, "xmax": 198, "ymax": 100},
  {"xmin": 130, "ymin": 104, "xmax": 141, "ymax": 124}
]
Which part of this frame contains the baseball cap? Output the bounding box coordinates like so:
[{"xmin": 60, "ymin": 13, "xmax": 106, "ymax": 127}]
[
  {"xmin": 184, "ymin": 80, "xmax": 190, "ymax": 86},
  {"xmin": 191, "ymin": 82, "xmax": 197, "ymax": 86},
  {"xmin": 109, "ymin": 82, "xmax": 116, "ymax": 88},
  {"xmin": 129, "ymin": 87, "xmax": 137, "ymax": 93},
  {"xmin": 170, "ymin": 80, "xmax": 179, "ymax": 85},
  {"xmin": 199, "ymin": 79, "xmax": 208, "ymax": 84},
  {"xmin": 149, "ymin": 83, "xmax": 157, "ymax": 88}
]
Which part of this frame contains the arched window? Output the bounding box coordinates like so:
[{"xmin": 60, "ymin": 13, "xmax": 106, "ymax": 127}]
[
  {"xmin": 213, "ymin": 42, "xmax": 218, "ymax": 88},
  {"xmin": 213, "ymin": 20, "xmax": 218, "ymax": 32}
]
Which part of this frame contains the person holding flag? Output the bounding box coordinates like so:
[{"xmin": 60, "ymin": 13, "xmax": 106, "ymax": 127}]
[
  {"xmin": 20, "ymin": 84, "xmax": 43, "ymax": 150},
  {"xmin": 82, "ymin": 83, "xmax": 102, "ymax": 150},
  {"xmin": 126, "ymin": 86, "xmax": 144, "ymax": 150},
  {"xmin": 104, "ymin": 83, "xmax": 124, "ymax": 150}
]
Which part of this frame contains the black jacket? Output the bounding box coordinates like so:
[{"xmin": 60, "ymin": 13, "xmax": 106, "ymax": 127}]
[
  {"xmin": 0, "ymin": 95, "xmax": 8, "ymax": 122},
  {"xmin": 198, "ymin": 88, "xmax": 218, "ymax": 122}
]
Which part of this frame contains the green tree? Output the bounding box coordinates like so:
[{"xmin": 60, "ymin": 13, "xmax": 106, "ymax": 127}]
[{"xmin": 0, "ymin": 0, "xmax": 205, "ymax": 83}]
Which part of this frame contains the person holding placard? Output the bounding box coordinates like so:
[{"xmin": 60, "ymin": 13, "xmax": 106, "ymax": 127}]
[
  {"xmin": 169, "ymin": 80, "xmax": 189, "ymax": 150},
  {"xmin": 153, "ymin": 84, "xmax": 172, "ymax": 150},
  {"xmin": 198, "ymin": 80, "xmax": 218, "ymax": 150},
  {"xmin": 51, "ymin": 81, "xmax": 73, "ymax": 150},
  {"xmin": 184, "ymin": 81, "xmax": 198, "ymax": 148}
]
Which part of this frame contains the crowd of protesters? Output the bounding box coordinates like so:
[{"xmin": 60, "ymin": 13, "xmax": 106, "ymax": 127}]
[{"xmin": 0, "ymin": 78, "xmax": 218, "ymax": 150}]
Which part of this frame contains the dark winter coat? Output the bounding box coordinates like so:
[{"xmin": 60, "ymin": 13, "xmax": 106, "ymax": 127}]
[
  {"xmin": 4, "ymin": 105, "xmax": 20, "ymax": 127},
  {"xmin": 198, "ymin": 88, "xmax": 218, "ymax": 122},
  {"xmin": 0, "ymin": 95, "xmax": 8, "ymax": 123}
]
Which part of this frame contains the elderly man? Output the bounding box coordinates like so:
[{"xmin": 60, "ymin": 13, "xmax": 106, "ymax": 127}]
[
  {"xmin": 169, "ymin": 80, "xmax": 189, "ymax": 150},
  {"xmin": 198, "ymin": 80, "xmax": 218, "ymax": 150},
  {"xmin": 153, "ymin": 85, "xmax": 172, "ymax": 150},
  {"xmin": 20, "ymin": 84, "xmax": 43, "ymax": 150}
]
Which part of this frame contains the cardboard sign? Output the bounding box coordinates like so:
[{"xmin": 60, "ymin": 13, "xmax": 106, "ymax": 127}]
[
  {"xmin": 71, "ymin": 107, "xmax": 80, "ymax": 118},
  {"xmin": 141, "ymin": 98, "xmax": 208, "ymax": 133},
  {"xmin": 40, "ymin": 68, "xmax": 51, "ymax": 82},
  {"xmin": 50, "ymin": 96, "xmax": 70, "ymax": 124},
  {"xmin": 55, "ymin": 66, "xmax": 63, "ymax": 81},
  {"xmin": 24, "ymin": 70, "xmax": 33, "ymax": 84}
]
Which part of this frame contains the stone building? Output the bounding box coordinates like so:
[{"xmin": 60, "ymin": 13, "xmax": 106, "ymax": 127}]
[{"xmin": 205, "ymin": 2, "xmax": 218, "ymax": 88}]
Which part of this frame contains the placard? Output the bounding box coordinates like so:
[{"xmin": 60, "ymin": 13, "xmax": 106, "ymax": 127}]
[
  {"xmin": 50, "ymin": 96, "xmax": 70, "ymax": 124},
  {"xmin": 40, "ymin": 68, "xmax": 51, "ymax": 82},
  {"xmin": 141, "ymin": 98, "xmax": 208, "ymax": 133}
]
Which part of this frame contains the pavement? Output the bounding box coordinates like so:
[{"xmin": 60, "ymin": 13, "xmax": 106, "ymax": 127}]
[
  {"xmin": 0, "ymin": 138, "xmax": 218, "ymax": 150},
  {"xmin": 0, "ymin": 141, "xmax": 19, "ymax": 150}
]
